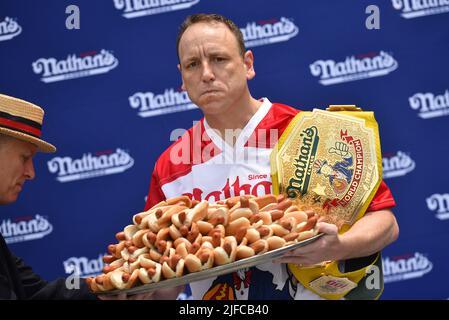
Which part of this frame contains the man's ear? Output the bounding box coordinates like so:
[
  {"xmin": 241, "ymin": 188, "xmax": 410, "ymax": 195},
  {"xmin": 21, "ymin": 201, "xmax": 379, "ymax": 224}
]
[
  {"xmin": 244, "ymin": 50, "xmax": 256, "ymax": 80},
  {"xmin": 177, "ymin": 64, "xmax": 186, "ymax": 90}
]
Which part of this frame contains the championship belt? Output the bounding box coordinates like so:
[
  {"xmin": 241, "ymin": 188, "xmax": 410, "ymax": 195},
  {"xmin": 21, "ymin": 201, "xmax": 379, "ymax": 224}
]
[{"xmin": 270, "ymin": 105, "xmax": 384, "ymax": 300}]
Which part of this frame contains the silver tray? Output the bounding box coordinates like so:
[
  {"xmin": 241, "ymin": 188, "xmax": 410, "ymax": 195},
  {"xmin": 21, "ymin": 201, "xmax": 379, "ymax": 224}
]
[{"xmin": 98, "ymin": 233, "xmax": 323, "ymax": 296}]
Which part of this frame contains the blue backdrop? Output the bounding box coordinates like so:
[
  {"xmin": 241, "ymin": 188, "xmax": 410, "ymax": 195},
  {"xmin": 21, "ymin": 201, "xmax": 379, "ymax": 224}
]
[{"xmin": 0, "ymin": 0, "xmax": 448, "ymax": 299}]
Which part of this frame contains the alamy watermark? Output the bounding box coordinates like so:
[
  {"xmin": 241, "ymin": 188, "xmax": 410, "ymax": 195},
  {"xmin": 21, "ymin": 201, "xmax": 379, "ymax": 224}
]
[
  {"xmin": 366, "ymin": 5, "xmax": 380, "ymax": 30},
  {"xmin": 66, "ymin": 5, "xmax": 80, "ymax": 29},
  {"xmin": 168, "ymin": 124, "xmax": 280, "ymax": 165},
  {"xmin": 365, "ymin": 265, "xmax": 381, "ymax": 290}
]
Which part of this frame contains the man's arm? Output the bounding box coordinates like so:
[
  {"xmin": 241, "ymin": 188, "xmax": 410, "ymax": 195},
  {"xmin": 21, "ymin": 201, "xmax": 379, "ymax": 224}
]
[
  {"xmin": 275, "ymin": 209, "xmax": 399, "ymax": 266},
  {"xmin": 14, "ymin": 255, "xmax": 96, "ymax": 300},
  {"xmin": 339, "ymin": 209, "xmax": 399, "ymax": 259}
]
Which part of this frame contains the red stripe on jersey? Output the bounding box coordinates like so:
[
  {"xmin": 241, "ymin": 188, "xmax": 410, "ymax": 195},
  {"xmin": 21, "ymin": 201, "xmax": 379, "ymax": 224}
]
[{"xmin": 245, "ymin": 103, "xmax": 300, "ymax": 148}]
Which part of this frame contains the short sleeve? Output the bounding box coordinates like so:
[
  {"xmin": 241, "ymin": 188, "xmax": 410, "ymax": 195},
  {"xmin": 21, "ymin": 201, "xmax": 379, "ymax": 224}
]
[{"xmin": 367, "ymin": 180, "xmax": 396, "ymax": 212}]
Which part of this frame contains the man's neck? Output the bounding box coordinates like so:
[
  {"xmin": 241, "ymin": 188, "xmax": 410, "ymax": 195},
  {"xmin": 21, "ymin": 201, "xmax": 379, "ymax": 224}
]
[{"xmin": 204, "ymin": 96, "xmax": 263, "ymax": 143}]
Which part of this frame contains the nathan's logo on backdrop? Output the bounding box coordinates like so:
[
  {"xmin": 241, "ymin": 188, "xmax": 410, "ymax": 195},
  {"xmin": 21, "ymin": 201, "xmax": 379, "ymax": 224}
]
[
  {"xmin": 32, "ymin": 49, "xmax": 118, "ymax": 83},
  {"xmin": 129, "ymin": 88, "xmax": 197, "ymax": 118},
  {"xmin": 310, "ymin": 51, "xmax": 398, "ymax": 85},
  {"xmin": 382, "ymin": 151, "xmax": 416, "ymax": 179},
  {"xmin": 0, "ymin": 215, "xmax": 53, "ymax": 244},
  {"xmin": 240, "ymin": 17, "xmax": 299, "ymax": 48},
  {"xmin": 0, "ymin": 17, "xmax": 22, "ymax": 41},
  {"xmin": 63, "ymin": 254, "xmax": 105, "ymax": 278},
  {"xmin": 426, "ymin": 193, "xmax": 449, "ymax": 220},
  {"xmin": 383, "ymin": 252, "xmax": 433, "ymax": 283},
  {"xmin": 113, "ymin": 0, "xmax": 200, "ymax": 18},
  {"xmin": 47, "ymin": 148, "xmax": 134, "ymax": 182},
  {"xmin": 392, "ymin": 0, "xmax": 449, "ymax": 18},
  {"xmin": 409, "ymin": 89, "xmax": 449, "ymax": 119}
]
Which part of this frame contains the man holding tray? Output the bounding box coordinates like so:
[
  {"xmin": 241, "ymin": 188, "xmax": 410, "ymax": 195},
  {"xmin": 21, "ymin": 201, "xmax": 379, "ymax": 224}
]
[{"xmin": 145, "ymin": 14, "xmax": 399, "ymax": 300}]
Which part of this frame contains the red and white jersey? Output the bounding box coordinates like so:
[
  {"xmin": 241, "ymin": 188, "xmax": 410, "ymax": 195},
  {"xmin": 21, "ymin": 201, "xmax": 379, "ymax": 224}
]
[
  {"xmin": 145, "ymin": 98, "xmax": 396, "ymax": 300},
  {"xmin": 145, "ymin": 98, "xmax": 299, "ymax": 208}
]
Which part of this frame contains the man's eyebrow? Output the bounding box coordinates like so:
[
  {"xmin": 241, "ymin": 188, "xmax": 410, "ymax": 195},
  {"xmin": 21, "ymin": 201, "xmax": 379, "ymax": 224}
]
[
  {"xmin": 180, "ymin": 58, "xmax": 196, "ymax": 67},
  {"xmin": 180, "ymin": 54, "xmax": 197, "ymax": 62},
  {"xmin": 208, "ymin": 49, "xmax": 229, "ymax": 55}
]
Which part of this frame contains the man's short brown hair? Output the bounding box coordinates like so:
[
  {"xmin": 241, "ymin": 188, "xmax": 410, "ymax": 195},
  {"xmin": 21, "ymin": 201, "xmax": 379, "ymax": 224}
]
[{"xmin": 176, "ymin": 13, "xmax": 246, "ymax": 60}]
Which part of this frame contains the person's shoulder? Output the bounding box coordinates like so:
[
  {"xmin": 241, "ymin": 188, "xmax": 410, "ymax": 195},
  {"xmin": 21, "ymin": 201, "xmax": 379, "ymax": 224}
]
[
  {"xmin": 256, "ymin": 101, "xmax": 302, "ymax": 133},
  {"xmin": 271, "ymin": 101, "xmax": 303, "ymax": 115}
]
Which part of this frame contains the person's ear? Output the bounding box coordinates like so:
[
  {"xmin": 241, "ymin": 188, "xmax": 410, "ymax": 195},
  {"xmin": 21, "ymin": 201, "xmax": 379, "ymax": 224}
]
[{"xmin": 243, "ymin": 50, "xmax": 255, "ymax": 80}]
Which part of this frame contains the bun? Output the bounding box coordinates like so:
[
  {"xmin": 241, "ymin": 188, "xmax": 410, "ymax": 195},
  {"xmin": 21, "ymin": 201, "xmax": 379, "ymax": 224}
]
[{"xmin": 89, "ymin": 194, "xmax": 320, "ymax": 293}]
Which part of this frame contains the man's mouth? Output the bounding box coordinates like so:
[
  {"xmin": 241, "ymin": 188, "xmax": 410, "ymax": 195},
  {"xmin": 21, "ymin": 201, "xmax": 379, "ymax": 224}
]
[{"xmin": 202, "ymin": 89, "xmax": 220, "ymax": 95}]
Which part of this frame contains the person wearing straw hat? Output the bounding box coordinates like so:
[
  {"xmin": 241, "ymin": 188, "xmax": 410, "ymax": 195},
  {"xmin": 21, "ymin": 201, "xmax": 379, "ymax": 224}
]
[
  {"xmin": 0, "ymin": 93, "xmax": 166, "ymax": 299},
  {"xmin": 0, "ymin": 93, "xmax": 99, "ymax": 299}
]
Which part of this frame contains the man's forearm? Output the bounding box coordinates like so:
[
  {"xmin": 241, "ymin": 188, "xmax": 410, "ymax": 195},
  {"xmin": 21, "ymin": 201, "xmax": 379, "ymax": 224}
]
[{"xmin": 340, "ymin": 209, "xmax": 399, "ymax": 260}]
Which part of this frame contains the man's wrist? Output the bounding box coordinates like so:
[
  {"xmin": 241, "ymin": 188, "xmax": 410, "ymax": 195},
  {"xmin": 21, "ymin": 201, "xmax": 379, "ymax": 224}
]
[{"xmin": 338, "ymin": 233, "xmax": 357, "ymax": 260}]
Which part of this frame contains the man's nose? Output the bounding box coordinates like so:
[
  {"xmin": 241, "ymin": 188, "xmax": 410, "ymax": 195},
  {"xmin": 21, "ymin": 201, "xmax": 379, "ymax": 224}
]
[
  {"xmin": 201, "ymin": 62, "xmax": 215, "ymax": 82},
  {"xmin": 25, "ymin": 159, "xmax": 36, "ymax": 180}
]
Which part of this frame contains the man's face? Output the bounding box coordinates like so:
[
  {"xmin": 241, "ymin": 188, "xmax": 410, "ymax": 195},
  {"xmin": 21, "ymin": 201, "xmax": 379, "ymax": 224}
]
[
  {"xmin": 177, "ymin": 22, "xmax": 255, "ymax": 116},
  {"xmin": 0, "ymin": 137, "xmax": 37, "ymax": 204}
]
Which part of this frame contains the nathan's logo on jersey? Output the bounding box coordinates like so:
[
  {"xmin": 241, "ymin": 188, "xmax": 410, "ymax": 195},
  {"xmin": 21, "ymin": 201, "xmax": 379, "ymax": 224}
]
[
  {"xmin": 47, "ymin": 148, "xmax": 134, "ymax": 183},
  {"xmin": 0, "ymin": 215, "xmax": 53, "ymax": 244},
  {"xmin": 285, "ymin": 126, "xmax": 319, "ymax": 198},
  {"xmin": 426, "ymin": 193, "xmax": 449, "ymax": 220},
  {"xmin": 113, "ymin": 0, "xmax": 200, "ymax": 18},
  {"xmin": 309, "ymin": 51, "xmax": 398, "ymax": 85},
  {"xmin": 184, "ymin": 176, "xmax": 272, "ymax": 202},
  {"xmin": 129, "ymin": 88, "xmax": 197, "ymax": 118},
  {"xmin": 240, "ymin": 17, "xmax": 299, "ymax": 48},
  {"xmin": 409, "ymin": 89, "xmax": 449, "ymax": 119},
  {"xmin": 383, "ymin": 252, "xmax": 433, "ymax": 283},
  {"xmin": 32, "ymin": 49, "xmax": 118, "ymax": 83},
  {"xmin": 391, "ymin": 0, "xmax": 449, "ymax": 18},
  {"xmin": 0, "ymin": 17, "xmax": 22, "ymax": 42},
  {"xmin": 63, "ymin": 254, "xmax": 105, "ymax": 278},
  {"xmin": 382, "ymin": 151, "xmax": 416, "ymax": 179}
]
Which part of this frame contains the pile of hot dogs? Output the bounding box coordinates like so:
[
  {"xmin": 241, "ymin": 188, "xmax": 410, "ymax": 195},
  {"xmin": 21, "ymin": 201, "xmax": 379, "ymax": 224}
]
[{"xmin": 87, "ymin": 194, "xmax": 319, "ymax": 293}]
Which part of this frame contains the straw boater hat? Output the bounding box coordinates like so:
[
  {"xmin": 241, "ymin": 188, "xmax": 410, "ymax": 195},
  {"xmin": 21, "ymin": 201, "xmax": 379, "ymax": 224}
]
[{"xmin": 0, "ymin": 93, "xmax": 56, "ymax": 153}]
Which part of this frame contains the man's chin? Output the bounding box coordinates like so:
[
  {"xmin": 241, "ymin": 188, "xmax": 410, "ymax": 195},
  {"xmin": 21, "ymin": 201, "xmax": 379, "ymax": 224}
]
[
  {"xmin": 198, "ymin": 102, "xmax": 225, "ymax": 116},
  {"xmin": 0, "ymin": 195, "xmax": 19, "ymax": 205}
]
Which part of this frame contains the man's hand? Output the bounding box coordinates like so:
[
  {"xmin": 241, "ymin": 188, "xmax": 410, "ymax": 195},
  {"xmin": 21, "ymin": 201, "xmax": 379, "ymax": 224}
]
[
  {"xmin": 97, "ymin": 285, "xmax": 185, "ymax": 300},
  {"xmin": 273, "ymin": 209, "xmax": 399, "ymax": 267},
  {"xmin": 273, "ymin": 222, "xmax": 342, "ymax": 267}
]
